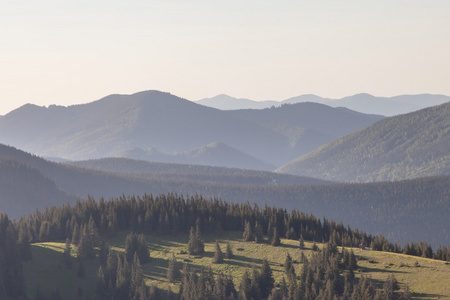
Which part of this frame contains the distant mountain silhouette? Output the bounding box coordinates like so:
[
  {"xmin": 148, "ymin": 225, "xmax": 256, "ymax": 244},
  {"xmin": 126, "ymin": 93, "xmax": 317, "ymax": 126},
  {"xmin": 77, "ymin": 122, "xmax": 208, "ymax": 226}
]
[
  {"xmin": 198, "ymin": 93, "xmax": 450, "ymax": 116},
  {"xmin": 277, "ymin": 101, "xmax": 450, "ymax": 182},
  {"xmin": 114, "ymin": 142, "xmax": 275, "ymax": 170},
  {"xmin": 0, "ymin": 90, "xmax": 383, "ymax": 168},
  {"xmin": 197, "ymin": 94, "xmax": 278, "ymax": 110}
]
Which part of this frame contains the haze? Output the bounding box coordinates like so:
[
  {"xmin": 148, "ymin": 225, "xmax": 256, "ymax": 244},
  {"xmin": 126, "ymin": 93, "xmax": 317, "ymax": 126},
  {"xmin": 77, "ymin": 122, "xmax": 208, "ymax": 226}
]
[{"xmin": 1, "ymin": 0, "xmax": 450, "ymax": 115}]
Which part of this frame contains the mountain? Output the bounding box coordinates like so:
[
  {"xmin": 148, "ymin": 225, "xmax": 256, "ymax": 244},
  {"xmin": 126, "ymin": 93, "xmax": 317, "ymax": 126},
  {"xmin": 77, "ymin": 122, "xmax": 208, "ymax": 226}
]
[
  {"xmin": 0, "ymin": 90, "xmax": 383, "ymax": 168},
  {"xmin": 197, "ymin": 94, "xmax": 278, "ymax": 110},
  {"xmin": 277, "ymin": 101, "xmax": 450, "ymax": 182},
  {"xmin": 198, "ymin": 93, "xmax": 450, "ymax": 116},
  {"xmin": 1, "ymin": 144, "xmax": 449, "ymax": 246},
  {"xmin": 0, "ymin": 144, "xmax": 326, "ymax": 217},
  {"xmin": 115, "ymin": 142, "xmax": 275, "ymax": 171}
]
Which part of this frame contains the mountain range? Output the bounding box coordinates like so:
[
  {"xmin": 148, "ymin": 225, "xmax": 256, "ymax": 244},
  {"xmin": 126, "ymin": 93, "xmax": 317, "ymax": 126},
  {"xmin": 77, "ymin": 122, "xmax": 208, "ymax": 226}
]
[
  {"xmin": 198, "ymin": 93, "xmax": 450, "ymax": 116},
  {"xmin": 1, "ymin": 143, "xmax": 448, "ymax": 247},
  {"xmin": 278, "ymin": 101, "xmax": 450, "ymax": 182},
  {"xmin": 0, "ymin": 143, "xmax": 327, "ymax": 217},
  {"xmin": 0, "ymin": 90, "xmax": 384, "ymax": 168}
]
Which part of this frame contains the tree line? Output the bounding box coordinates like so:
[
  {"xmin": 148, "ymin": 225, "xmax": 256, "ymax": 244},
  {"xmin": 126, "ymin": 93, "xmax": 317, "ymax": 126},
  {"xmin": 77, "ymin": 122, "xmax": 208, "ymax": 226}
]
[
  {"xmin": 15, "ymin": 193, "xmax": 450, "ymax": 262},
  {"xmin": 2, "ymin": 193, "xmax": 450, "ymax": 298}
]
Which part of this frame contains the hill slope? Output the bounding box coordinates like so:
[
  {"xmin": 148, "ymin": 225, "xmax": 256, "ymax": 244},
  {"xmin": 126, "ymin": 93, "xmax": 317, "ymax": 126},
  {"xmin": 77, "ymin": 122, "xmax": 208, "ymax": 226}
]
[
  {"xmin": 0, "ymin": 90, "xmax": 384, "ymax": 168},
  {"xmin": 0, "ymin": 158, "xmax": 72, "ymax": 217},
  {"xmin": 278, "ymin": 101, "xmax": 450, "ymax": 182}
]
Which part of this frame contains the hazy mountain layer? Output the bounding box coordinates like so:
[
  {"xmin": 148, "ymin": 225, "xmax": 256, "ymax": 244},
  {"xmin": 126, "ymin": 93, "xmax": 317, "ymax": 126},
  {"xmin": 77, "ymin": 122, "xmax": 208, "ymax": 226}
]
[
  {"xmin": 277, "ymin": 101, "xmax": 450, "ymax": 182},
  {"xmin": 115, "ymin": 142, "xmax": 275, "ymax": 171},
  {"xmin": 1, "ymin": 144, "xmax": 449, "ymax": 246},
  {"xmin": 0, "ymin": 90, "xmax": 383, "ymax": 168},
  {"xmin": 0, "ymin": 144, "xmax": 326, "ymax": 217},
  {"xmin": 198, "ymin": 93, "xmax": 450, "ymax": 116}
]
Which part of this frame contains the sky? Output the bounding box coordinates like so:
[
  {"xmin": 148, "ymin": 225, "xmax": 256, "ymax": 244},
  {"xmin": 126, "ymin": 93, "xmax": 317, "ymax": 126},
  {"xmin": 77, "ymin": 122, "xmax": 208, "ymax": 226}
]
[{"xmin": 1, "ymin": 0, "xmax": 450, "ymax": 115}]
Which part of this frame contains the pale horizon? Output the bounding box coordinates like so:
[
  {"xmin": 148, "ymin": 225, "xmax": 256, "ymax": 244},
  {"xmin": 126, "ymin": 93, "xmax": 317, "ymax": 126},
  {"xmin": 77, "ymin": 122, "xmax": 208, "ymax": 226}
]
[{"xmin": 1, "ymin": 0, "xmax": 450, "ymax": 115}]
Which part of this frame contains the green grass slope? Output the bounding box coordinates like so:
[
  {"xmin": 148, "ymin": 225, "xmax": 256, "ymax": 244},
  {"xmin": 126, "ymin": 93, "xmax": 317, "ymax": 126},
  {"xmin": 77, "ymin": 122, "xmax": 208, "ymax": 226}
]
[
  {"xmin": 277, "ymin": 101, "xmax": 450, "ymax": 182},
  {"xmin": 23, "ymin": 232, "xmax": 450, "ymax": 299}
]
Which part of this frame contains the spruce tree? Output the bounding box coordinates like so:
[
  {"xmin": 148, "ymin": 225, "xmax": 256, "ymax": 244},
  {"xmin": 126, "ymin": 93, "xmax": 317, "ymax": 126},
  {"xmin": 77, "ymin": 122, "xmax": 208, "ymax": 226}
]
[
  {"xmin": 187, "ymin": 226, "xmax": 204, "ymax": 255},
  {"xmin": 225, "ymin": 242, "xmax": 234, "ymax": 259},
  {"xmin": 271, "ymin": 227, "xmax": 281, "ymax": 246},
  {"xmin": 254, "ymin": 221, "xmax": 264, "ymax": 243},
  {"xmin": 259, "ymin": 258, "xmax": 275, "ymax": 298},
  {"xmin": 243, "ymin": 221, "xmax": 253, "ymax": 242},
  {"xmin": 284, "ymin": 253, "xmax": 293, "ymax": 276},
  {"xmin": 213, "ymin": 242, "xmax": 224, "ymax": 264},
  {"xmin": 63, "ymin": 238, "xmax": 73, "ymax": 269},
  {"xmin": 167, "ymin": 254, "xmax": 181, "ymax": 283},
  {"xmin": 299, "ymin": 235, "xmax": 305, "ymax": 249}
]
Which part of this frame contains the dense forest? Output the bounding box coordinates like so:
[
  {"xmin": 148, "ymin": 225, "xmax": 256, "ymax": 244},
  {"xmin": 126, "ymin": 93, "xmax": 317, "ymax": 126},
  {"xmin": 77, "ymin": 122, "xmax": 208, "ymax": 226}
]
[{"xmin": 3, "ymin": 193, "xmax": 448, "ymax": 298}]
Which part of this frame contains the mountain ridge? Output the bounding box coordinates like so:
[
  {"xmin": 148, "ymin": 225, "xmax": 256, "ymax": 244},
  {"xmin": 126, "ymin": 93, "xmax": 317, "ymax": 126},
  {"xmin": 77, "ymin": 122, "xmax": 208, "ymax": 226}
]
[
  {"xmin": 277, "ymin": 101, "xmax": 450, "ymax": 182},
  {"xmin": 0, "ymin": 90, "xmax": 384, "ymax": 168},
  {"xmin": 197, "ymin": 93, "xmax": 450, "ymax": 116}
]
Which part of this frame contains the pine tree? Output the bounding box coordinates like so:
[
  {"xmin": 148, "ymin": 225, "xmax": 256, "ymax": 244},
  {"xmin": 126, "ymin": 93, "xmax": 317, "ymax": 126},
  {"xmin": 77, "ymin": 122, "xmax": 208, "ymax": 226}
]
[
  {"xmin": 254, "ymin": 221, "xmax": 264, "ymax": 243},
  {"xmin": 238, "ymin": 270, "xmax": 251, "ymax": 300},
  {"xmin": 243, "ymin": 221, "xmax": 253, "ymax": 242},
  {"xmin": 225, "ymin": 242, "xmax": 234, "ymax": 259},
  {"xmin": 187, "ymin": 226, "xmax": 204, "ymax": 255},
  {"xmin": 271, "ymin": 227, "xmax": 281, "ymax": 246},
  {"xmin": 213, "ymin": 242, "xmax": 224, "ymax": 264},
  {"xmin": 63, "ymin": 238, "xmax": 73, "ymax": 269},
  {"xmin": 259, "ymin": 258, "xmax": 275, "ymax": 298},
  {"xmin": 284, "ymin": 253, "xmax": 294, "ymax": 276},
  {"xmin": 72, "ymin": 223, "xmax": 80, "ymax": 245},
  {"xmin": 167, "ymin": 253, "xmax": 181, "ymax": 283},
  {"xmin": 349, "ymin": 249, "xmax": 357, "ymax": 271},
  {"xmin": 299, "ymin": 235, "xmax": 305, "ymax": 249}
]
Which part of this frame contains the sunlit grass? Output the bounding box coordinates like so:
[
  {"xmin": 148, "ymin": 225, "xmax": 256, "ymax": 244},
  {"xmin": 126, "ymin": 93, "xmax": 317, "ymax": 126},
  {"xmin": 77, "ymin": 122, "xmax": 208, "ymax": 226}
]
[{"xmin": 23, "ymin": 232, "xmax": 450, "ymax": 299}]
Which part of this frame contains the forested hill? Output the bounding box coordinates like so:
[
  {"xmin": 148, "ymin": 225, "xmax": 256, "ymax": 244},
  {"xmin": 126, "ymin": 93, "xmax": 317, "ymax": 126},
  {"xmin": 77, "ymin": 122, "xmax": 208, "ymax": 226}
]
[
  {"xmin": 1, "ymin": 144, "xmax": 449, "ymax": 247},
  {"xmin": 0, "ymin": 90, "xmax": 383, "ymax": 168},
  {"xmin": 0, "ymin": 144, "xmax": 327, "ymax": 217},
  {"xmin": 278, "ymin": 101, "xmax": 450, "ymax": 182},
  {"xmin": 0, "ymin": 158, "xmax": 72, "ymax": 217},
  {"xmin": 66, "ymin": 157, "xmax": 327, "ymax": 186}
]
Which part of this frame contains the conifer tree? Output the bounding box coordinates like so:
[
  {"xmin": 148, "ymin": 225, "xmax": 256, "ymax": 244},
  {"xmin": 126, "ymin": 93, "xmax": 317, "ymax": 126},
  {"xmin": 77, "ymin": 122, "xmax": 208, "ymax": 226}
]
[
  {"xmin": 225, "ymin": 242, "xmax": 234, "ymax": 259},
  {"xmin": 259, "ymin": 258, "xmax": 275, "ymax": 298},
  {"xmin": 238, "ymin": 270, "xmax": 251, "ymax": 300},
  {"xmin": 187, "ymin": 226, "xmax": 204, "ymax": 255},
  {"xmin": 271, "ymin": 227, "xmax": 281, "ymax": 246},
  {"xmin": 167, "ymin": 253, "xmax": 181, "ymax": 283},
  {"xmin": 254, "ymin": 221, "xmax": 264, "ymax": 243},
  {"xmin": 284, "ymin": 253, "xmax": 294, "ymax": 276},
  {"xmin": 213, "ymin": 241, "xmax": 224, "ymax": 264},
  {"xmin": 63, "ymin": 238, "xmax": 73, "ymax": 269},
  {"xmin": 299, "ymin": 235, "xmax": 305, "ymax": 249},
  {"xmin": 243, "ymin": 221, "xmax": 253, "ymax": 242}
]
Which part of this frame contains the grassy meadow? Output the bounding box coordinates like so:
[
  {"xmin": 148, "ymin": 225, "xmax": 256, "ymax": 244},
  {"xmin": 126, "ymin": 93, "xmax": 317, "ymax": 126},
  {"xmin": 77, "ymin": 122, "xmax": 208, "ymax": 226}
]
[{"xmin": 22, "ymin": 231, "xmax": 450, "ymax": 299}]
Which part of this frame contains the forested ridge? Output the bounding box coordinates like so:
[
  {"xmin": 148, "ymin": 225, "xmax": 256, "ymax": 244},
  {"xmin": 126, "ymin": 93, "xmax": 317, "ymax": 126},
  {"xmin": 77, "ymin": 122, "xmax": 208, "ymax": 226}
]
[
  {"xmin": 1, "ymin": 143, "xmax": 449, "ymax": 247},
  {"xmin": 279, "ymin": 101, "xmax": 450, "ymax": 182},
  {"xmin": 3, "ymin": 194, "xmax": 449, "ymax": 299}
]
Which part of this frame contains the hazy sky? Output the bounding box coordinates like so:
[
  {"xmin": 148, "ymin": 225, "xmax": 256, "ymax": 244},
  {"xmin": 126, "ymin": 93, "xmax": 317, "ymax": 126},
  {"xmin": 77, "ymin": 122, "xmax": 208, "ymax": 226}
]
[{"xmin": 1, "ymin": 0, "xmax": 450, "ymax": 115}]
